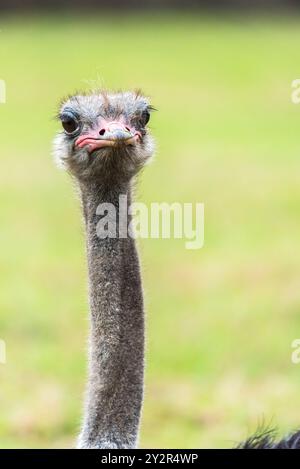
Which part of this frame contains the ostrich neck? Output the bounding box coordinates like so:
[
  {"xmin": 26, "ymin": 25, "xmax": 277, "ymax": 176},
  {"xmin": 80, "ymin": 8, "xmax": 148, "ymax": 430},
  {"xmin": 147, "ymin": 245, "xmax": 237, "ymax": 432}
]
[{"xmin": 77, "ymin": 180, "xmax": 144, "ymax": 449}]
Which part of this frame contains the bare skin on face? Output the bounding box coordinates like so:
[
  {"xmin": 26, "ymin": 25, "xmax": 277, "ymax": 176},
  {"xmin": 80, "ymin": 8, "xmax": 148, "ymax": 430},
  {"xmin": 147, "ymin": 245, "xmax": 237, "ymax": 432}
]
[{"xmin": 75, "ymin": 118, "xmax": 142, "ymax": 152}]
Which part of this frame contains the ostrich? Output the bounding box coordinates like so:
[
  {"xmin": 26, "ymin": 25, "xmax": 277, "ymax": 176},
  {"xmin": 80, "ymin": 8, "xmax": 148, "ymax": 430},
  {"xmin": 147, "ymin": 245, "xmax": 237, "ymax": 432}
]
[
  {"xmin": 54, "ymin": 90, "xmax": 300, "ymax": 449},
  {"xmin": 54, "ymin": 90, "xmax": 152, "ymax": 449}
]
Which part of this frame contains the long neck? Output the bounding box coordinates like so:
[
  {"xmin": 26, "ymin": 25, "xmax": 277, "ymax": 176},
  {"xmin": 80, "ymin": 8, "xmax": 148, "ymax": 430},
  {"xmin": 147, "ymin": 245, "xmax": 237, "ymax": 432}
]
[{"xmin": 77, "ymin": 181, "xmax": 144, "ymax": 449}]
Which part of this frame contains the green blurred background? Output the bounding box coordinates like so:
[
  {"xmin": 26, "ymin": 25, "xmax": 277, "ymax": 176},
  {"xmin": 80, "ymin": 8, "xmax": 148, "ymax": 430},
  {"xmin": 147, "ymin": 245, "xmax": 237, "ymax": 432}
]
[{"xmin": 1, "ymin": 11, "xmax": 300, "ymax": 448}]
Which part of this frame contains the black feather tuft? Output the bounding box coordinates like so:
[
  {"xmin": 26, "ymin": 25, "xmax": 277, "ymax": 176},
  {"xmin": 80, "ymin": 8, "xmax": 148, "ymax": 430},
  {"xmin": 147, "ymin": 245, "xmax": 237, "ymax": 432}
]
[{"xmin": 238, "ymin": 427, "xmax": 300, "ymax": 449}]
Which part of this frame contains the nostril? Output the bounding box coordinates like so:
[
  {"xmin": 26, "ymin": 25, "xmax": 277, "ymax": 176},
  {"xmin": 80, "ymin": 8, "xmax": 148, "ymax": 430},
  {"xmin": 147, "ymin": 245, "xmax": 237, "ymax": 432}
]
[
  {"xmin": 99, "ymin": 128, "xmax": 105, "ymax": 136},
  {"xmin": 125, "ymin": 127, "xmax": 131, "ymax": 132}
]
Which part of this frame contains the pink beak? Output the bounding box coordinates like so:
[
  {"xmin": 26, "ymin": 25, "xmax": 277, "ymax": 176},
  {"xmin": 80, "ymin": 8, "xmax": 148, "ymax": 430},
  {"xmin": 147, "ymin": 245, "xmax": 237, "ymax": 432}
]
[{"xmin": 75, "ymin": 119, "xmax": 141, "ymax": 153}]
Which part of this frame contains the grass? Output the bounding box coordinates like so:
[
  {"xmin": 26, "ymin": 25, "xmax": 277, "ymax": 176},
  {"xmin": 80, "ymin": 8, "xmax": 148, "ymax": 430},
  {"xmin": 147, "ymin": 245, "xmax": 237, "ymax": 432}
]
[{"xmin": 0, "ymin": 12, "xmax": 300, "ymax": 448}]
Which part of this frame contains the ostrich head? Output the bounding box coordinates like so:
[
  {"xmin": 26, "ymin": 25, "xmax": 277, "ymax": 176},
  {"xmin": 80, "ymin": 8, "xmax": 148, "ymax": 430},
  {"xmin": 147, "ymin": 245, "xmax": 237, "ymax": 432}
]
[{"xmin": 54, "ymin": 90, "xmax": 155, "ymax": 184}]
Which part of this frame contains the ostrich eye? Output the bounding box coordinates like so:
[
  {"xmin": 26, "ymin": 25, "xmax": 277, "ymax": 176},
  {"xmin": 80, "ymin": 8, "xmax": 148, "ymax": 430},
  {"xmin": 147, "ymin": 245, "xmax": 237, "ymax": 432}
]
[
  {"xmin": 141, "ymin": 110, "xmax": 150, "ymax": 126},
  {"xmin": 61, "ymin": 113, "xmax": 80, "ymax": 135}
]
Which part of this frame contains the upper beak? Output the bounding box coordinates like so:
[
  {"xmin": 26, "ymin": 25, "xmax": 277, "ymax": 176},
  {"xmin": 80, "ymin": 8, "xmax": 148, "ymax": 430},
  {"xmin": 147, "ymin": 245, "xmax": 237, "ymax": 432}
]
[
  {"xmin": 103, "ymin": 125, "xmax": 133, "ymax": 142},
  {"xmin": 75, "ymin": 121, "xmax": 141, "ymax": 153}
]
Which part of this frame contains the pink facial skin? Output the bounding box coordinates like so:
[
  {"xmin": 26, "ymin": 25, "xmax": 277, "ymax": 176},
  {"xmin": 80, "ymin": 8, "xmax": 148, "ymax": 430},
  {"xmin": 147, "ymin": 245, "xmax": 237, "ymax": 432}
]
[{"xmin": 75, "ymin": 117, "xmax": 142, "ymax": 153}]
